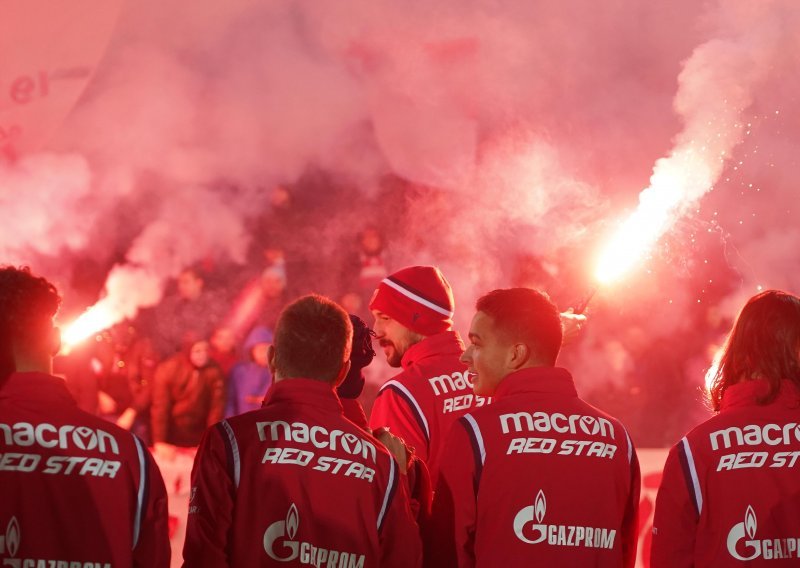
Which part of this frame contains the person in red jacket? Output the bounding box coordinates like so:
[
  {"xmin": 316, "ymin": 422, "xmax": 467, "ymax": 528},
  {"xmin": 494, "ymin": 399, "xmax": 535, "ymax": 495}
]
[
  {"xmin": 183, "ymin": 294, "xmax": 421, "ymax": 567},
  {"xmin": 0, "ymin": 266, "xmax": 169, "ymax": 567},
  {"xmin": 368, "ymin": 266, "xmax": 490, "ymax": 477},
  {"xmin": 651, "ymin": 289, "xmax": 800, "ymax": 567},
  {"xmin": 426, "ymin": 287, "xmax": 639, "ymax": 567}
]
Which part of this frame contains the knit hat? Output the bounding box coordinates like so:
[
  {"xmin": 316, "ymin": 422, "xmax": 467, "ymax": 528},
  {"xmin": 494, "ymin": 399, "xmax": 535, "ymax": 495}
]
[{"xmin": 369, "ymin": 265, "xmax": 454, "ymax": 336}]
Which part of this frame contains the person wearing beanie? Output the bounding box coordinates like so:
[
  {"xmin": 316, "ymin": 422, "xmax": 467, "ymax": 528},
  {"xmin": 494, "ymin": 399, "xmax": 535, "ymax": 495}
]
[{"xmin": 368, "ymin": 265, "xmax": 490, "ymax": 477}]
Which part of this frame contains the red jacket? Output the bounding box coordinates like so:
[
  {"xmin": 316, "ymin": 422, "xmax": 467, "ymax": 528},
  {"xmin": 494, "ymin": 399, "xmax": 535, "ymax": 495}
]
[
  {"xmin": 0, "ymin": 372, "xmax": 170, "ymax": 567},
  {"xmin": 426, "ymin": 367, "xmax": 640, "ymax": 567},
  {"xmin": 183, "ymin": 378, "xmax": 421, "ymax": 567},
  {"xmin": 651, "ymin": 379, "xmax": 800, "ymax": 567},
  {"xmin": 369, "ymin": 331, "xmax": 489, "ymax": 475}
]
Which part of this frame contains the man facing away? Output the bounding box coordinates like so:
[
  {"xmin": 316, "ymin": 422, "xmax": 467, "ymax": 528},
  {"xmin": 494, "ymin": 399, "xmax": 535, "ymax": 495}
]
[
  {"xmin": 183, "ymin": 294, "xmax": 421, "ymax": 567},
  {"xmin": 368, "ymin": 266, "xmax": 490, "ymax": 477},
  {"xmin": 426, "ymin": 288, "xmax": 639, "ymax": 567},
  {"xmin": 0, "ymin": 266, "xmax": 169, "ymax": 567}
]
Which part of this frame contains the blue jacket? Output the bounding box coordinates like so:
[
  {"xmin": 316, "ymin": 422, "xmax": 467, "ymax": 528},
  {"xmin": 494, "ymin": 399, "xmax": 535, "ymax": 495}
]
[{"xmin": 224, "ymin": 326, "xmax": 273, "ymax": 417}]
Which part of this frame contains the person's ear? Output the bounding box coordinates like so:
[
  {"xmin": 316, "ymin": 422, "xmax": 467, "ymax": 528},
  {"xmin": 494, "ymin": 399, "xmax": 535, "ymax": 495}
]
[
  {"xmin": 267, "ymin": 344, "xmax": 278, "ymax": 378},
  {"xmin": 507, "ymin": 342, "xmax": 530, "ymax": 371},
  {"xmin": 333, "ymin": 360, "xmax": 352, "ymax": 387}
]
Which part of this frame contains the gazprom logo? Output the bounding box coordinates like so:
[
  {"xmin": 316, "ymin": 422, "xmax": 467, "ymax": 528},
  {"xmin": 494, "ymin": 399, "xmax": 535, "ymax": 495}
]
[
  {"xmin": 727, "ymin": 505, "xmax": 761, "ymax": 561},
  {"xmin": 263, "ymin": 504, "xmax": 300, "ymax": 562},
  {"xmin": 0, "ymin": 517, "xmax": 20, "ymax": 557}
]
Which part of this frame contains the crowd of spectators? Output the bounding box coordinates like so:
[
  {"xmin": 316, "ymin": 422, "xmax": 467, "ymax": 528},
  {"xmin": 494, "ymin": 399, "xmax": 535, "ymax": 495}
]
[{"xmin": 53, "ymin": 181, "xmax": 395, "ymax": 456}]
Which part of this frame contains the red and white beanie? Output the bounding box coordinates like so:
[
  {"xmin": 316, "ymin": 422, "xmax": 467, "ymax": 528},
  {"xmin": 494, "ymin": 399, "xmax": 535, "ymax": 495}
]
[{"xmin": 369, "ymin": 265, "xmax": 454, "ymax": 336}]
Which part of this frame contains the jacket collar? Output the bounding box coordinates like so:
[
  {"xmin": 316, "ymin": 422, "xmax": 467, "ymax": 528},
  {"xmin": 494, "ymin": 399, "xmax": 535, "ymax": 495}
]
[
  {"xmin": 0, "ymin": 372, "xmax": 77, "ymax": 407},
  {"xmin": 263, "ymin": 377, "xmax": 344, "ymax": 414},
  {"xmin": 720, "ymin": 379, "xmax": 800, "ymax": 411},
  {"xmin": 493, "ymin": 367, "xmax": 578, "ymax": 400},
  {"xmin": 401, "ymin": 331, "xmax": 464, "ymax": 370}
]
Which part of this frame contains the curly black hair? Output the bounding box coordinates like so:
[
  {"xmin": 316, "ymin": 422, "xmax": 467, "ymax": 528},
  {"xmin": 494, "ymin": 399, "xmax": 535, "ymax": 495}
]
[{"xmin": 0, "ymin": 266, "xmax": 61, "ymax": 377}]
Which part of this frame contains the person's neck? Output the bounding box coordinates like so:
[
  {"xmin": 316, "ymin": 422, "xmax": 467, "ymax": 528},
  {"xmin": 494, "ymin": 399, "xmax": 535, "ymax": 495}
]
[
  {"xmin": 12, "ymin": 360, "xmax": 52, "ymax": 374},
  {"xmin": 11, "ymin": 347, "xmax": 52, "ymax": 374}
]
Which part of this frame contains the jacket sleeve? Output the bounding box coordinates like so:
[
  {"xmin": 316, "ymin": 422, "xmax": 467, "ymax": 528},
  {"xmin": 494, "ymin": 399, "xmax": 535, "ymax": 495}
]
[
  {"xmin": 133, "ymin": 442, "xmax": 171, "ymax": 567},
  {"xmin": 650, "ymin": 443, "xmax": 698, "ymax": 568},
  {"xmin": 182, "ymin": 425, "xmax": 235, "ymax": 567},
  {"xmin": 369, "ymin": 387, "xmax": 429, "ymax": 464},
  {"xmin": 424, "ymin": 420, "xmax": 476, "ymax": 568},
  {"xmin": 379, "ymin": 457, "xmax": 423, "ymax": 568},
  {"xmin": 207, "ymin": 367, "xmax": 226, "ymax": 427},
  {"xmin": 622, "ymin": 444, "xmax": 642, "ymax": 568},
  {"xmin": 150, "ymin": 361, "xmax": 172, "ymax": 444}
]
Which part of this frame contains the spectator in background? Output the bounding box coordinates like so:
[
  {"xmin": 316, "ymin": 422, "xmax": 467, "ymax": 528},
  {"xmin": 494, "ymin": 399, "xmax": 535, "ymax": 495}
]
[
  {"xmin": 224, "ymin": 263, "xmax": 289, "ymax": 339},
  {"xmin": 151, "ymin": 338, "xmax": 225, "ymax": 461},
  {"xmin": 651, "ymin": 290, "xmax": 800, "ymax": 566},
  {"xmin": 209, "ymin": 326, "xmax": 238, "ymax": 377},
  {"xmin": 356, "ymin": 227, "xmax": 389, "ymax": 292},
  {"xmin": 0, "ymin": 266, "xmax": 169, "ymax": 566},
  {"xmin": 224, "ymin": 326, "xmax": 273, "ymax": 418},
  {"xmin": 152, "ymin": 266, "xmax": 224, "ymax": 357},
  {"xmin": 93, "ymin": 320, "xmax": 159, "ymax": 443},
  {"xmin": 340, "ymin": 227, "xmax": 389, "ymax": 313}
]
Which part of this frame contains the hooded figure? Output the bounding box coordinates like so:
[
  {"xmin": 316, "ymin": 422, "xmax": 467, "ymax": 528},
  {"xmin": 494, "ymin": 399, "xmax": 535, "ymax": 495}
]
[{"xmin": 225, "ymin": 326, "xmax": 274, "ymax": 417}]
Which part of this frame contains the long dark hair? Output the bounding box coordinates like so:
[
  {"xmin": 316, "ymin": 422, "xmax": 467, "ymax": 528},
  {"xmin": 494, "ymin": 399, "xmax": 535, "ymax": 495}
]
[{"xmin": 708, "ymin": 290, "xmax": 800, "ymax": 411}]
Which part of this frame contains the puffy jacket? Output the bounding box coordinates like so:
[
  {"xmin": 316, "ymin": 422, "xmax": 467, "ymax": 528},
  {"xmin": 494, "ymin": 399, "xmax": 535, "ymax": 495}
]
[
  {"xmin": 652, "ymin": 379, "xmax": 800, "ymax": 567},
  {"xmin": 0, "ymin": 372, "xmax": 170, "ymax": 567},
  {"xmin": 151, "ymin": 353, "xmax": 226, "ymax": 447},
  {"xmin": 183, "ymin": 378, "xmax": 422, "ymax": 567},
  {"xmin": 369, "ymin": 331, "xmax": 489, "ymax": 475},
  {"xmin": 426, "ymin": 367, "xmax": 640, "ymax": 567}
]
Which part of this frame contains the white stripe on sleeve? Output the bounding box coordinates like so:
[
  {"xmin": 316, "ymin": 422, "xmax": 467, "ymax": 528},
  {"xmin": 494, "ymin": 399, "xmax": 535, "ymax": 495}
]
[
  {"xmin": 132, "ymin": 435, "xmax": 147, "ymax": 549},
  {"xmin": 377, "ymin": 456, "xmax": 397, "ymax": 531},
  {"xmin": 626, "ymin": 429, "xmax": 633, "ymax": 464},
  {"xmin": 380, "ymin": 380, "xmax": 430, "ymax": 441},
  {"xmin": 463, "ymin": 414, "xmax": 486, "ymax": 465},
  {"xmin": 681, "ymin": 436, "xmax": 703, "ymax": 514},
  {"xmin": 222, "ymin": 420, "xmax": 241, "ymax": 489}
]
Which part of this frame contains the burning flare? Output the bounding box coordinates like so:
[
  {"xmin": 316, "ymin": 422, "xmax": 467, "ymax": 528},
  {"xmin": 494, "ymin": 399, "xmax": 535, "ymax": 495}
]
[
  {"xmin": 61, "ymin": 303, "xmax": 117, "ymax": 349},
  {"xmin": 595, "ymin": 162, "xmax": 689, "ymax": 285},
  {"xmin": 60, "ymin": 264, "xmax": 162, "ymax": 352}
]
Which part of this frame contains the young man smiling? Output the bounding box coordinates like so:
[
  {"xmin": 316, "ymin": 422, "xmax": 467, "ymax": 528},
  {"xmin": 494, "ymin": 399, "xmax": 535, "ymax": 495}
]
[{"xmin": 426, "ymin": 287, "xmax": 639, "ymax": 567}]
